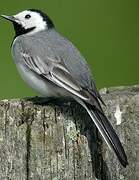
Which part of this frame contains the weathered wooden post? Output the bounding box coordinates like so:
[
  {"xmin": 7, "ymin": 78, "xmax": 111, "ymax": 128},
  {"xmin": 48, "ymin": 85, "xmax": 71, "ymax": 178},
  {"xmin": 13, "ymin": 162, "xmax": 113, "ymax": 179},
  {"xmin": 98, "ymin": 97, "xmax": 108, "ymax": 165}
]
[{"xmin": 0, "ymin": 85, "xmax": 138, "ymax": 180}]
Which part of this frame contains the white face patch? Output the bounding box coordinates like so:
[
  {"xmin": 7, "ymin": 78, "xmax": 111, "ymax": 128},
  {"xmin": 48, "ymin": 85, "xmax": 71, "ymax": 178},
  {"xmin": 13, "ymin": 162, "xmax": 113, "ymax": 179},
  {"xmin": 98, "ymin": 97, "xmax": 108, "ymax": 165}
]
[{"xmin": 14, "ymin": 10, "xmax": 47, "ymax": 35}]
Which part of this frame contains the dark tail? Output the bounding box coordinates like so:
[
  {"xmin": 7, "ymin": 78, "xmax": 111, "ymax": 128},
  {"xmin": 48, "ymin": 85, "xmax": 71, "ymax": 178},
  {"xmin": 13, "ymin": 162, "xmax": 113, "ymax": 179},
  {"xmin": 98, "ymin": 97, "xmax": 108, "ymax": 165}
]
[{"xmin": 81, "ymin": 101, "xmax": 128, "ymax": 167}]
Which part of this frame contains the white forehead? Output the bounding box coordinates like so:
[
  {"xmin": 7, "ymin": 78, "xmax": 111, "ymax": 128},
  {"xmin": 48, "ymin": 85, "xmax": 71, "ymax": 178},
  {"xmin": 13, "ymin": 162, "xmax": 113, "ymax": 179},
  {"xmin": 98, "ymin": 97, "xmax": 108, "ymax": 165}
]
[{"xmin": 14, "ymin": 10, "xmax": 41, "ymax": 19}]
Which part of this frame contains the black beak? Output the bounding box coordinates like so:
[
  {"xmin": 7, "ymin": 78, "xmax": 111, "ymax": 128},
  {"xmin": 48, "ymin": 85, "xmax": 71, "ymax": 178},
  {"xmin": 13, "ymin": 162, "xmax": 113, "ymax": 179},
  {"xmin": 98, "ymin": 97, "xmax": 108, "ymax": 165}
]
[{"xmin": 1, "ymin": 15, "xmax": 17, "ymax": 22}]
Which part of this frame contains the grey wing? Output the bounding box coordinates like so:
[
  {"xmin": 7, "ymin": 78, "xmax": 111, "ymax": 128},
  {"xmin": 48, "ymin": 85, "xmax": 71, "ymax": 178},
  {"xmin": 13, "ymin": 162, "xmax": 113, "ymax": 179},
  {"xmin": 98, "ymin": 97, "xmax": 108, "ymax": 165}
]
[
  {"xmin": 16, "ymin": 32, "xmax": 103, "ymax": 104},
  {"xmin": 43, "ymin": 32, "xmax": 104, "ymax": 104},
  {"xmin": 20, "ymin": 48, "xmax": 92, "ymax": 102},
  {"xmin": 16, "ymin": 37, "xmax": 101, "ymax": 105}
]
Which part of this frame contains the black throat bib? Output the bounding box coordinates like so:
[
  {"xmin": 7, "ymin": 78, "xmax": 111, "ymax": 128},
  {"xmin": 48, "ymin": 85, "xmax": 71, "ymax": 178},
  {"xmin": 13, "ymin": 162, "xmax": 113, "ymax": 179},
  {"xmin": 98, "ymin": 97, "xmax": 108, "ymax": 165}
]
[{"xmin": 13, "ymin": 22, "xmax": 36, "ymax": 37}]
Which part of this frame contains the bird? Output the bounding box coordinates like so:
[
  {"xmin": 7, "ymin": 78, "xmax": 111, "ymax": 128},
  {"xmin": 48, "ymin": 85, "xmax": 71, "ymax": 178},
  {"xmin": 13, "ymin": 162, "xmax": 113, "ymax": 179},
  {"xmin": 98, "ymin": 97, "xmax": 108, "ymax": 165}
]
[{"xmin": 1, "ymin": 9, "xmax": 128, "ymax": 167}]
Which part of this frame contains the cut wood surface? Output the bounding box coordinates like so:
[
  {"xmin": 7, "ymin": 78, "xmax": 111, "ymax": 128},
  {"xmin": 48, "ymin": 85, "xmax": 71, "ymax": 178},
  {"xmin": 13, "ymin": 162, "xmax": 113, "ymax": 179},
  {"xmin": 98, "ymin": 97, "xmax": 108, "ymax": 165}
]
[{"xmin": 0, "ymin": 85, "xmax": 138, "ymax": 180}]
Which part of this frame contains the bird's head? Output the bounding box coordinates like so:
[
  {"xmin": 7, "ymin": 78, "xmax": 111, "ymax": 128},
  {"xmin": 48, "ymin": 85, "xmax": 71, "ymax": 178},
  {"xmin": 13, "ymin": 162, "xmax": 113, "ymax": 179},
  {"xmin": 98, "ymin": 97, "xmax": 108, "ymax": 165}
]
[{"xmin": 1, "ymin": 9, "xmax": 54, "ymax": 36}]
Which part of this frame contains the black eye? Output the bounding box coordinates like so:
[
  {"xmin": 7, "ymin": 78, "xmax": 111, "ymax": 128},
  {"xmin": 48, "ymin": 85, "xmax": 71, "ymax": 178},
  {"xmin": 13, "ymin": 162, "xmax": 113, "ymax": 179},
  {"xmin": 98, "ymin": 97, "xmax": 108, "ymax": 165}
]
[{"xmin": 25, "ymin": 14, "xmax": 31, "ymax": 19}]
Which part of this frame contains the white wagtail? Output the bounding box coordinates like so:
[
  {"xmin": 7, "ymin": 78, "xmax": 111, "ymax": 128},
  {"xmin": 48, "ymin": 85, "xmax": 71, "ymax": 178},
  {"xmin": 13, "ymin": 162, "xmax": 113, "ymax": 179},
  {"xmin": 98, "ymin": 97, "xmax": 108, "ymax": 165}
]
[{"xmin": 1, "ymin": 9, "xmax": 128, "ymax": 167}]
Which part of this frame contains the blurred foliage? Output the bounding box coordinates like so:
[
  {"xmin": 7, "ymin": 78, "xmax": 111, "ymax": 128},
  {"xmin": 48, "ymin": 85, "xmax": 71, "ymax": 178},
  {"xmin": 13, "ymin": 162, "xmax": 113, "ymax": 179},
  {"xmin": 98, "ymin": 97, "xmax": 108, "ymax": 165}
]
[{"xmin": 0, "ymin": 0, "xmax": 138, "ymax": 99}]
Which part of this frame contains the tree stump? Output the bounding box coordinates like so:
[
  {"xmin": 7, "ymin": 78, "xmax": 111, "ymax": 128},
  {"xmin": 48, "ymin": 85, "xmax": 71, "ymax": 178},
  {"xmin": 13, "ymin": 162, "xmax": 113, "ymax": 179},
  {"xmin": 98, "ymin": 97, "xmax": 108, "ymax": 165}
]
[{"xmin": 0, "ymin": 85, "xmax": 138, "ymax": 180}]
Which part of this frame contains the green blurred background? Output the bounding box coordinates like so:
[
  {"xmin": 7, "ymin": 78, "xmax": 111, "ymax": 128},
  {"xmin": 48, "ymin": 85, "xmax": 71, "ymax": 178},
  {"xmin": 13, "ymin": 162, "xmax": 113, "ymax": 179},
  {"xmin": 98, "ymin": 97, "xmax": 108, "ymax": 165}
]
[{"xmin": 0, "ymin": 0, "xmax": 138, "ymax": 100}]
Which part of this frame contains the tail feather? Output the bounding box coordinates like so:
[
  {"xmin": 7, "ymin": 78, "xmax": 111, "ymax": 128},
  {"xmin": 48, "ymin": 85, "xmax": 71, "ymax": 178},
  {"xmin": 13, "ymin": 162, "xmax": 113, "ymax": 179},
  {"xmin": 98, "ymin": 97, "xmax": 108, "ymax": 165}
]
[{"xmin": 81, "ymin": 101, "xmax": 128, "ymax": 167}]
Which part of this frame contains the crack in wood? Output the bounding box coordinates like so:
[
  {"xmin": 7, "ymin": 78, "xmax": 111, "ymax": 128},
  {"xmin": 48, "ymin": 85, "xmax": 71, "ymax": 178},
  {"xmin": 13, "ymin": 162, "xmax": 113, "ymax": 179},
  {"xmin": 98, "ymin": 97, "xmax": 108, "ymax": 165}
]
[{"xmin": 26, "ymin": 122, "xmax": 31, "ymax": 180}]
